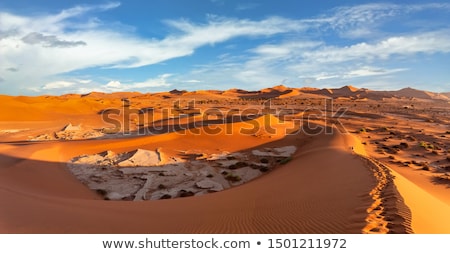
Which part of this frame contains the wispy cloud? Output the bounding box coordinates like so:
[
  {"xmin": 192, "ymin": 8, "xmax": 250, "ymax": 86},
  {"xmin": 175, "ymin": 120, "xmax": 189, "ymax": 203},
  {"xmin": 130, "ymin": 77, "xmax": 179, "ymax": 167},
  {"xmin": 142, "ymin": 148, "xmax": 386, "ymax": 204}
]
[
  {"xmin": 343, "ymin": 67, "xmax": 407, "ymax": 78},
  {"xmin": 0, "ymin": 4, "xmax": 308, "ymax": 94},
  {"xmin": 183, "ymin": 79, "xmax": 202, "ymax": 83},
  {"xmin": 36, "ymin": 74, "xmax": 172, "ymax": 94},
  {"xmin": 164, "ymin": 3, "xmax": 450, "ymax": 90},
  {"xmin": 314, "ymin": 74, "xmax": 340, "ymax": 81},
  {"xmin": 183, "ymin": 27, "xmax": 450, "ymax": 89},
  {"xmin": 322, "ymin": 3, "xmax": 450, "ymax": 38},
  {"xmin": 297, "ymin": 30, "xmax": 450, "ymax": 66},
  {"xmin": 1, "ymin": 2, "xmax": 450, "ymax": 94}
]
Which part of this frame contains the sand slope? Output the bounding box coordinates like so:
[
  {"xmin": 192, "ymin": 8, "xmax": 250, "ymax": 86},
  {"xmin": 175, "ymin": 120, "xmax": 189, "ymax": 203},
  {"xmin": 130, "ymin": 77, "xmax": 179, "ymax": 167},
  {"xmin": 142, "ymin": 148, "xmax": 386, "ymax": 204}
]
[
  {"xmin": 1, "ymin": 86, "xmax": 448, "ymax": 233},
  {"xmin": 0, "ymin": 126, "xmax": 384, "ymax": 233}
]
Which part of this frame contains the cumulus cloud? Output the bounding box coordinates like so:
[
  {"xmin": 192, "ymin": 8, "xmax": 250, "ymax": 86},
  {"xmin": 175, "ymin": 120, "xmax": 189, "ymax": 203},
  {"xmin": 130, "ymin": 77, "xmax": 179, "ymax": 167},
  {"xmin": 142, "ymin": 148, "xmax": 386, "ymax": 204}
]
[
  {"xmin": 42, "ymin": 80, "xmax": 75, "ymax": 90},
  {"xmin": 133, "ymin": 74, "xmax": 172, "ymax": 88},
  {"xmin": 104, "ymin": 80, "xmax": 122, "ymax": 89},
  {"xmin": 102, "ymin": 74, "xmax": 172, "ymax": 92}
]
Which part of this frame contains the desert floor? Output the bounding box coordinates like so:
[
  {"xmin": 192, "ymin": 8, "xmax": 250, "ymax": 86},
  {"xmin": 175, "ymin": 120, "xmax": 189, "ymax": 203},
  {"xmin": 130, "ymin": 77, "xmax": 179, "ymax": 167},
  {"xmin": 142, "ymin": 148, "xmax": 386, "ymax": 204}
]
[{"xmin": 0, "ymin": 86, "xmax": 449, "ymax": 233}]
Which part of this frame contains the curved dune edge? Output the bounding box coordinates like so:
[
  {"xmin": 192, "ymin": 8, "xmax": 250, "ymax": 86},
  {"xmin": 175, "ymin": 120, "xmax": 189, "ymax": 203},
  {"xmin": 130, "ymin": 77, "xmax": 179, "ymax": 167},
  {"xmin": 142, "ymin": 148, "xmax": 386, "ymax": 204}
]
[
  {"xmin": 352, "ymin": 134, "xmax": 450, "ymax": 233},
  {"xmin": 344, "ymin": 134, "xmax": 412, "ymax": 233},
  {"xmin": 359, "ymin": 156, "xmax": 412, "ymax": 233},
  {"xmin": 387, "ymin": 167, "xmax": 450, "ymax": 233}
]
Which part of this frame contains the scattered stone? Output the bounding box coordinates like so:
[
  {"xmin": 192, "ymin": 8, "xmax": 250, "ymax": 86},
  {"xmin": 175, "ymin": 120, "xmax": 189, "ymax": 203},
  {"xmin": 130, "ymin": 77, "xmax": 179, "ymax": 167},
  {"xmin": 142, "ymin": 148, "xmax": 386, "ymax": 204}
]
[
  {"xmin": 62, "ymin": 123, "xmax": 82, "ymax": 131},
  {"xmin": 228, "ymin": 161, "xmax": 248, "ymax": 169},
  {"xmin": 118, "ymin": 149, "xmax": 161, "ymax": 167},
  {"xmin": 68, "ymin": 144, "xmax": 296, "ymax": 201},
  {"xmin": 206, "ymin": 152, "xmax": 230, "ymax": 161},
  {"xmin": 160, "ymin": 194, "xmax": 172, "ymax": 199},
  {"xmin": 179, "ymin": 190, "xmax": 195, "ymax": 197},
  {"xmin": 31, "ymin": 123, "xmax": 104, "ymax": 141},
  {"xmin": 225, "ymin": 173, "xmax": 241, "ymax": 182},
  {"xmin": 218, "ymin": 160, "xmax": 239, "ymax": 167},
  {"xmin": 95, "ymin": 189, "xmax": 107, "ymax": 196},
  {"xmin": 106, "ymin": 192, "xmax": 127, "ymax": 200},
  {"xmin": 259, "ymin": 166, "xmax": 269, "ymax": 172},
  {"xmin": 195, "ymin": 179, "xmax": 223, "ymax": 191},
  {"xmin": 119, "ymin": 166, "xmax": 167, "ymax": 175},
  {"xmin": 252, "ymin": 146, "xmax": 296, "ymax": 157}
]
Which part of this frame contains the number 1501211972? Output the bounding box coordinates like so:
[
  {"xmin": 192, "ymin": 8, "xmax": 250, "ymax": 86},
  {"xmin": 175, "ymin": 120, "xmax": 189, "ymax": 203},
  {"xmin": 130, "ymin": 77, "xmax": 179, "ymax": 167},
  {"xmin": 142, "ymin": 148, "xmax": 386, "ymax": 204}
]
[{"xmin": 268, "ymin": 238, "xmax": 347, "ymax": 249}]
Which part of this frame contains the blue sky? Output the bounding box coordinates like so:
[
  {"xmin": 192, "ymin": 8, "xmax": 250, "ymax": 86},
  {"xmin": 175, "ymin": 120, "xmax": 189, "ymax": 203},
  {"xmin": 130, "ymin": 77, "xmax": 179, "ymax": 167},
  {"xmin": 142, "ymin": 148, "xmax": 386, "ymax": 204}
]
[{"xmin": 0, "ymin": 0, "xmax": 449, "ymax": 95}]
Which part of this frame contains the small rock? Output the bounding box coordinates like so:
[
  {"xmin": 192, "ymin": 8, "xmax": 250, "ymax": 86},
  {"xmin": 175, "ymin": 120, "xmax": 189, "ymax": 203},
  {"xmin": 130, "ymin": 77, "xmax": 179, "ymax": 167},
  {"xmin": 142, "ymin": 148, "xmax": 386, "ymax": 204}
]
[{"xmin": 195, "ymin": 179, "xmax": 223, "ymax": 191}]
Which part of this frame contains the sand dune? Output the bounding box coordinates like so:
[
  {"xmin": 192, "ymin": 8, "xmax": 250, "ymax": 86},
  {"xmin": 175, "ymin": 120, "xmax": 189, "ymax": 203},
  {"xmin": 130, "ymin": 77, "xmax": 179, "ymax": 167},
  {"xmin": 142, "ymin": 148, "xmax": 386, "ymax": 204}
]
[
  {"xmin": 0, "ymin": 86, "xmax": 449, "ymax": 233},
  {"xmin": 0, "ymin": 125, "xmax": 389, "ymax": 233},
  {"xmin": 299, "ymin": 85, "xmax": 450, "ymax": 101},
  {"xmin": 391, "ymin": 87, "xmax": 449, "ymax": 100}
]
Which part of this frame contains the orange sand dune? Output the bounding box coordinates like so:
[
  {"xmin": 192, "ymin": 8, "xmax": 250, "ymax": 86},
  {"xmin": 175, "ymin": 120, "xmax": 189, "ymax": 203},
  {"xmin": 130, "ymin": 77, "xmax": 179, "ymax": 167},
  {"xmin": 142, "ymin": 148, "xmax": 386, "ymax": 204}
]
[
  {"xmin": 390, "ymin": 170, "xmax": 450, "ymax": 233},
  {"xmin": 0, "ymin": 123, "xmax": 386, "ymax": 233},
  {"xmin": 0, "ymin": 95, "xmax": 122, "ymax": 122},
  {"xmin": 1, "ymin": 86, "xmax": 448, "ymax": 234}
]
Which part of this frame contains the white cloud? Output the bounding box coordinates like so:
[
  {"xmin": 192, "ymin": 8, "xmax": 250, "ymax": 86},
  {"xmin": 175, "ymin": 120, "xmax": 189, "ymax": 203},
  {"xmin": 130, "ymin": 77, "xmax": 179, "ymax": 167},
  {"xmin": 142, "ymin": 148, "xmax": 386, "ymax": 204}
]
[
  {"xmin": 42, "ymin": 80, "xmax": 75, "ymax": 90},
  {"xmin": 343, "ymin": 67, "xmax": 407, "ymax": 78},
  {"xmin": 0, "ymin": 5, "xmax": 309, "ymax": 94},
  {"xmin": 324, "ymin": 3, "xmax": 450, "ymax": 38},
  {"xmin": 184, "ymin": 79, "xmax": 202, "ymax": 83},
  {"xmin": 133, "ymin": 74, "xmax": 172, "ymax": 88},
  {"xmin": 315, "ymin": 74, "xmax": 340, "ymax": 81},
  {"xmin": 178, "ymin": 27, "xmax": 450, "ymax": 90},
  {"xmin": 40, "ymin": 2, "xmax": 121, "ymax": 27},
  {"xmin": 163, "ymin": 16, "xmax": 306, "ymax": 50},
  {"xmin": 301, "ymin": 30, "xmax": 450, "ymax": 64},
  {"xmin": 184, "ymin": 28, "xmax": 446, "ymax": 89},
  {"xmin": 104, "ymin": 80, "xmax": 122, "ymax": 89},
  {"xmin": 77, "ymin": 79, "xmax": 92, "ymax": 84},
  {"xmin": 236, "ymin": 30, "xmax": 450, "ymax": 86},
  {"xmin": 1, "ymin": 2, "xmax": 450, "ymax": 94},
  {"xmin": 102, "ymin": 74, "xmax": 172, "ymax": 92}
]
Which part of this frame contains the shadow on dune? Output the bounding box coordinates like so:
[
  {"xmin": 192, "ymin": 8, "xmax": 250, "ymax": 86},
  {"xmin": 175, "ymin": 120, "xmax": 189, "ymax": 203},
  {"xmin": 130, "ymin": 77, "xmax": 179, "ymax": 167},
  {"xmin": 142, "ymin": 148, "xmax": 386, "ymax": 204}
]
[{"xmin": 138, "ymin": 114, "xmax": 261, "ymax": 135}]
